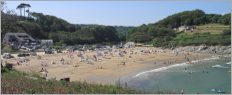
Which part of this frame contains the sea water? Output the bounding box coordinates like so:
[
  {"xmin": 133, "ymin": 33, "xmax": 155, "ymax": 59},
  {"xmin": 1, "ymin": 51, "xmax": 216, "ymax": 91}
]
[{"xmin": 126, "ymin": 55, "xmax": 231, "ymax": 94}]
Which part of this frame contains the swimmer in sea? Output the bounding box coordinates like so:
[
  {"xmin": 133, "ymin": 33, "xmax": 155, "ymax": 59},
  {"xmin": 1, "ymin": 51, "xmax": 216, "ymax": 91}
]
[
  {"xmin": 212, "ymin": 88, "xmax": 216, "ymax": 91},
  {"xmin": 218, "ymin": 89, "xmax": 222, "ymax": 92}
]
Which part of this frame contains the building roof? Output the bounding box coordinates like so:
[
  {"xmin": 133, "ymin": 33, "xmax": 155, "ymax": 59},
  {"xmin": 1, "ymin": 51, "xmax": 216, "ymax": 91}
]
[
  {"xmin": 5, "ymin": 32, "xmax": 28, "ymax": 35},
  {"xmin": 40, "ymin": 39, "xmax": 53, "ymax": 40},
  {"xmin": 4, "ymin": 32, "xmax": 36, "ymax": 41}
]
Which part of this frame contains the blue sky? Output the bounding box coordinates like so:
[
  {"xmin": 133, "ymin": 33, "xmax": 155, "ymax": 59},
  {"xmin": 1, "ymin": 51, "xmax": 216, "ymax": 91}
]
[{"xmin": 4, "ymin": 1, "xmax": 231, "ymax": 26}]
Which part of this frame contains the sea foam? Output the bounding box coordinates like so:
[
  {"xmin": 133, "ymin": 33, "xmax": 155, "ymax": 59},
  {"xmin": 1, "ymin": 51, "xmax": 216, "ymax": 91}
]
[
  {"xmin": 226, "ymin": 62, "xmax": 231, "ymax": 65},
  {"xmin": 131, "ymin": 56, "xmax": 222, "ymax": 79},
  {"xmin": 131, "ymin": 62, "xmax": 190, "ymax": 79},
  {"xmin": 212, "ymin": 65, "xmax": 228, "ymax": 68}
]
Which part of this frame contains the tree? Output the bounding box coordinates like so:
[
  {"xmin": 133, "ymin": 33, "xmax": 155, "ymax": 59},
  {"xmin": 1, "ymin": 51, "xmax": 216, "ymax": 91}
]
[
  {"xmin": 1, "ymin": 1, "xmax": 19, "ymax": 40},
  {"xmin": 193, "ymin": 18, "xmax": 200, "ymax": 25},
  {"xmin": 19, "ymin": 3, "xmax": 26, "ymax": 18},
  {"xmin": 24, "ymin": 4, "xmax": 31, "ymax": 19},
  {"xmin": 16, "ymin": 4, "xmax": 23, "ymax": 18},
  {"xmin": 185, "ymin": 19, "xmax": 192, "ymax": 25}
]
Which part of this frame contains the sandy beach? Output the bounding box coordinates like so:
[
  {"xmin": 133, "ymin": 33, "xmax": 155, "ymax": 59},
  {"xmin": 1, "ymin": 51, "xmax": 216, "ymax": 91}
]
[{"xmin": 1, "ymin": 47, "xmax": 216, "ymax": 84}]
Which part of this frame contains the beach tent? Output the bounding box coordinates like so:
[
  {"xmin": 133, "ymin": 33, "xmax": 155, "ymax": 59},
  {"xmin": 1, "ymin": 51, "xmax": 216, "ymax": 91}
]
[
  {"xmin": 97, "ymin": 53, "xmax": 102, "ymax": 56},
  {"xmin": 119, "ymin": 53, "xmax": 123, "ymax": 57},
  {"xmin": 81, "ymin": 56, "xmax": 84, "ymax": 59}
]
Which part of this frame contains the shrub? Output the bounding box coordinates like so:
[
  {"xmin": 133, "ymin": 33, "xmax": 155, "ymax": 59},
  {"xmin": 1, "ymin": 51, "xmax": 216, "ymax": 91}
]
[
  {"xmin": 1, "ymin": 44, "xmax": 5, "ymax": 49},
  {"xmin": 223, "ymin": 29, "xmax": 231, "ymax": 35},
  {"xmin": 1, "ymin": 67, "xmax": 9, "ymax": 73},
  {"xmin": 30, "ymin": 73, "xmax": 41, "ymax": 78},
  {"xmin": 4, "ymin": 63, "xmax": 13, "ymax": 70},
  {"xmin": 177, "ymin": 31, "xmax": 184, "ymax": 34}
]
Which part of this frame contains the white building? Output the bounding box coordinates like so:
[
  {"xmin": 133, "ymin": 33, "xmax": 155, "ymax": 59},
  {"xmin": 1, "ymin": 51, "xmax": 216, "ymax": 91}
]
[{"xmin": 40, "ymin": 39, "xmax": 53, "ymax": 46}]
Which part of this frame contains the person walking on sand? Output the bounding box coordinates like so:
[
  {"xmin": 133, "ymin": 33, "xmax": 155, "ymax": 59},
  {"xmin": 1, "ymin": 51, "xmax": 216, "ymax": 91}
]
[{"xmin": 181, "ymin": 89, "xmax": 184, "ymax": 94}]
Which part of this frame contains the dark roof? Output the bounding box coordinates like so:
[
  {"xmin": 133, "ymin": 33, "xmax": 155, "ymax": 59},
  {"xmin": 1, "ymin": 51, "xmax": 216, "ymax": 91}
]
[{"xmin": 5, "ymin": 32, "xmax": 35, "ymax": 41}]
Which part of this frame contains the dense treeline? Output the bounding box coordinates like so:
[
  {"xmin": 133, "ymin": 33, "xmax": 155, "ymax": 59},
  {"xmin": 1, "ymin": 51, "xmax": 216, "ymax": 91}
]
[
  {"xmin": 76, "ymin": 24, "xmax": 134, "ymax": 42},
  {"xmin": 154, "ymin": 9, "xmax": 231, "ymax": 28},
  {"xmin": 1, "ymin": 11, "xmax": 124, "ymax": 45}
]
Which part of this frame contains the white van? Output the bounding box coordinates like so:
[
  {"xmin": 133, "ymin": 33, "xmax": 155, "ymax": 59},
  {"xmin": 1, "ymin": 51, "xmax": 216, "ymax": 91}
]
[{"xmin": 2, "ymin": 53, "xmax": 14, "ymax": 59}]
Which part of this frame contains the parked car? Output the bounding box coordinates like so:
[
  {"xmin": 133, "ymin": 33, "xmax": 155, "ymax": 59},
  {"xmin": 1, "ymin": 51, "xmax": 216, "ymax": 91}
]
[
  {"xmin": 45, "ymin": 50, "xmax": 53, "ymax": 54},
  {"xmin": 57, "ymin": 50, "xmax": 63, "ymax": 53},
  {"xmin": 66, "ymin": 48, "xmax": 71, "ymax": 51},
  {"xmin": 88, "ymin": 48, "xmax": 95, "ymax": 51},
  {"xmin": 2, "ymin": 53, "xmax": 14, "ymax": 59},
  {"xmin": 73, "ymin": 47, "xmax": 78, "ymax": 51},
  {"xmin": 17, "ymin": 53, "xmax": 30, "ymax": 57},
  {"xmin": 78, "ymin": 48, "xmax": 86, "ymax": 51},
  {"xmin": 30, "ymin": 52, "xmax": 37, "ymax": 56}
]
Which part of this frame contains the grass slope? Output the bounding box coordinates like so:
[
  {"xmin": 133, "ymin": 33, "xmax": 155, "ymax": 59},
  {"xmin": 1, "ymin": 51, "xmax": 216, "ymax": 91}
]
[
  {"xmin": 187, "ymin": 23, "xmax": 230, "ymax": 35},
  {"xmin": 1, "ymin": 67, "xmax": 180, "ymax": 94}
]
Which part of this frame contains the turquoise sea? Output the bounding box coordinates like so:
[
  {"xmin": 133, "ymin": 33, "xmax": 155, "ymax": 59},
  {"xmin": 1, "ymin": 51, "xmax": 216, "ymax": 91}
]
[{"xmin": 124, "ymin": 55, "xmax": 231, "ymax": 94}]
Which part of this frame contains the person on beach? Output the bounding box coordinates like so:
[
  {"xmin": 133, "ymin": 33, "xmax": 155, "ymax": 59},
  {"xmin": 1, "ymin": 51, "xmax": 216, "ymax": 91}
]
[
  {"xmin": 181, "ymin": 89, "xmax": 184, "ymax": 94},
  {"xmin": 125, "ymin": 82, "xmax": 127, "ymax": 88},
  {"xmin": 17, "ymin": 61, "xmax": 20, "ymax": 65}
]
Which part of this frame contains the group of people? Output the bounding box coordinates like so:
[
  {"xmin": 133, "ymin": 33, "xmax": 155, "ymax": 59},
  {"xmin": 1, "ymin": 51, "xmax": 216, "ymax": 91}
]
[{"xmin": 212, "ymin": 88, "xmax": 222, "ymax": 92}]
